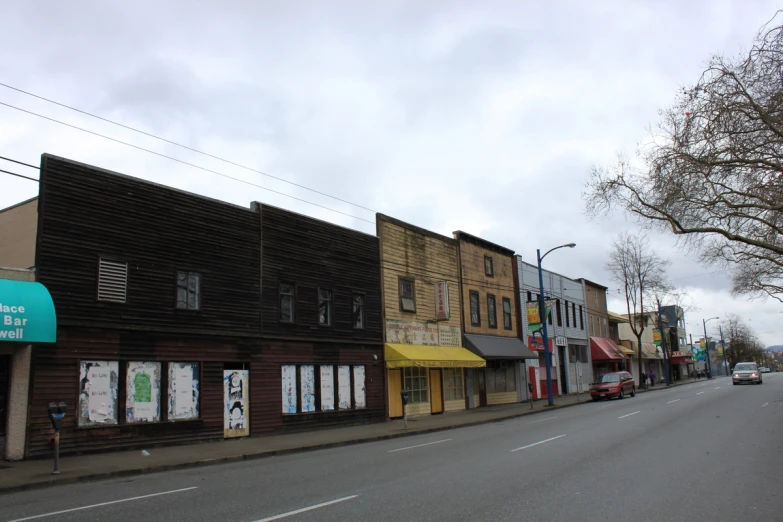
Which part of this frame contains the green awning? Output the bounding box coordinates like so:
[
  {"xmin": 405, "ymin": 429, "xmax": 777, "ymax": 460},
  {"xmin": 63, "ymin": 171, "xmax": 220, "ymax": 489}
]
[{"xmin": 0, "ymin": 279, "xmax": 57, "ymax": 343}]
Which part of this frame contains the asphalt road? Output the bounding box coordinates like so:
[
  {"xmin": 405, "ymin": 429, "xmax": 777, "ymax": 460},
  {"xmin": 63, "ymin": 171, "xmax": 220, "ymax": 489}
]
[{"xmin": 3, "ymin": 375, "xmax": 782, "ymax": 522}]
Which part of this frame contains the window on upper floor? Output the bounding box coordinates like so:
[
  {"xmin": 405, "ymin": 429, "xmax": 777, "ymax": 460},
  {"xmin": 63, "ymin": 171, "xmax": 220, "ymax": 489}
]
[
  {"xmin": 572, "ymin": 303, "xmax": 577, "ymax": 327},
  {"xmin": 470, "ymin": 290, "xmax": 480, "ymax": 326},
  {"xmin": 176, "ymin": 270, "xmax": 201, "ymax": 310},
  {"xmin": 484, "ymin": 256, "xmax": 494, "ymax": 277},
  {"xmin": 399, "ymin": 278, "xmax": 416, "ymax": 312},
  {"xmin": 565, "ymin": 300, "xmax": 570, "ymax": 327},
  {"xmin": 353, "ymin": 294, "xmax": 365, "ymax": 329},
  {"xmin": 579, "ymin": 305, "xmax": 584, "ymax": 330},
  {"xmin": 318, "ymin": 289, "xmax": 332, "ymax": 326},
  {"xmin": 279, "ymin": 283, "xmax": 295, "ymax": 323},
  {"xmin": 487, "ymin": 294, "xmax": 497, "ymax": 328},
  {"xmin": 503, "ymin": 298, "xmax": 512, "ymax": 330},
  {"xmin": 556, "ymin": 299, "xmax": 563, "ymax": 327}
]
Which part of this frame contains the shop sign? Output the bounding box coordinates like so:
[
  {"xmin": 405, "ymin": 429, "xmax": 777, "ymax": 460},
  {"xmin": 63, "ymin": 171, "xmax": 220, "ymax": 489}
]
[
  {"xmin": 0, "ymin": 279, "xmax": 57, "ymax": 343},
  {"xmin": 434, "ymin": 281, "xmax": 450, "ymax": 321}
]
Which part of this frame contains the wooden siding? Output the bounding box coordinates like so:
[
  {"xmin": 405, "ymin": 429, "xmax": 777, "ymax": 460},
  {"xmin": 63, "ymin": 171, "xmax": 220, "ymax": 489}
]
[
  {"xmin": 487, "ymin": 392, "xmax": 517, "ymax": 405},
  {"xmin": 26, "ymin": 327, "xmax": 252, "ymax": 458},
  {"xmin": 36, "ymin": 154, "xmax": 261, "ymax": 336},
  {"xmin": 0, "ymin": 197, "xmax": 37, "ymax": 269},
  {"xmin": 250, "ymin": 342, "xmax": 385, "ymax": 433},
  {"xmin": 260, "ymin": 204, "xmax": 382, "ymax": 343},
  {"xmin": 377, "ymin": 215, "xmax": 461, "ymax": 331},
  {"xmin": 456, "ymin": 239, "xmax": 517, "ymax": 337},
  {"xmin": 444, "ymin": 399, "xmax": 465, "ymax": 412}
]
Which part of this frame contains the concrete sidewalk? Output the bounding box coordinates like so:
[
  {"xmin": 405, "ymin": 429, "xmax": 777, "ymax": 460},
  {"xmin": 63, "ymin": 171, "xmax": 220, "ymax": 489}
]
[{"xmin": 0, "ymin": 377, "xmax": 711, "ymax": 494}]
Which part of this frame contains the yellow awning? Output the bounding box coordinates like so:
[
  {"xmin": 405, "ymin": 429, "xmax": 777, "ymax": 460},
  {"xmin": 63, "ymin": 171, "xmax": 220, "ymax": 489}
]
[
  {"xmin": 619, "ymin": 345, "xmax": 635, "ymax": 356},
  {"xmin": 385, "ymin": 343, "xmax": 486, "ymax": 369}
]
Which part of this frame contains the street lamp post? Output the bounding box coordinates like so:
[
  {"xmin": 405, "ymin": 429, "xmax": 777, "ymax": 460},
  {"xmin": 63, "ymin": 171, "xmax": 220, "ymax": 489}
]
[
  {"xmin": 537, "ymin": 242, "xmax": 576, "ymax": 407},
  {"xmin": 719, "ymin": 325, "xmax": 727, "ymax": 375},
  {"xmin": 702, "ymin": 317, "xmax": 719, "ymax": 379}
]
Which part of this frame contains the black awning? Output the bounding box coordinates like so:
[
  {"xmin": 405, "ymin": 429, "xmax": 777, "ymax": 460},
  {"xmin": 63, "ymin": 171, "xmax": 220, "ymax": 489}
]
[{"xmin": 464, "ymin": 334, "xmax": 538, "ymax": 360}]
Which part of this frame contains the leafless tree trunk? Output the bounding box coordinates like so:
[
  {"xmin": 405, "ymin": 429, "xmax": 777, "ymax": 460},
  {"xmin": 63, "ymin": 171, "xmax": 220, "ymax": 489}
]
[
  {"xmin": 585, "ymin": 12, "xmax": 783, "ymax": 302},
  {"xmin": 722, "ymin": 314, "xmax": 766, "ymax": 368},
  {"xmin": 606, "ymin": 232, "xmax": 671, "ymax": 385}
]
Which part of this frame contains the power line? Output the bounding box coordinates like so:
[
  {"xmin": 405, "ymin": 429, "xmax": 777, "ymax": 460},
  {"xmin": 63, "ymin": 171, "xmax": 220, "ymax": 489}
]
[
  {"xmin": 0, "ymin": 81, "xmax": 378, "ymax": 215},
  {"xmin": 0, "ymin": 168, "xmax": 38, "ymax": 182},
  {"xmin": 0, "ymin": 102, "xmax": 374, "ymax": 225}
]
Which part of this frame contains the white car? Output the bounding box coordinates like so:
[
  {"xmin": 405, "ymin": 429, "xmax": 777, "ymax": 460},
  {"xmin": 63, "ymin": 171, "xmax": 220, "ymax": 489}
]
[
  {"xmin": 733, "ymin": 362, "xmax": 762, "ymax": 385},
  {"xmin": 760, "ymin": 367, "xmax": 771, "ymax": 373}
]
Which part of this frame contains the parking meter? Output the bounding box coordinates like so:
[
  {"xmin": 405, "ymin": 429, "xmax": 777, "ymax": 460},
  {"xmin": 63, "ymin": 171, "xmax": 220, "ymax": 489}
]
[
  {"xmin": 400, "ymin": 390, "xmax": 409, "ymax": 406},
  {"xmin": 47, "ymin": 401, "xmax": 67, "ymax": 475},
  {"xmin": 527, "ymin": 382, "xmax": 534, "ymax": 409}
]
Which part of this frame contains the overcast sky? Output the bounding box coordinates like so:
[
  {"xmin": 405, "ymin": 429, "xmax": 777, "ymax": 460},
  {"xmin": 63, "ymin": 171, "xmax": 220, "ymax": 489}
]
[{"xmin": 1, "ymin": 1, "xmax": 780, "ymax": 346}]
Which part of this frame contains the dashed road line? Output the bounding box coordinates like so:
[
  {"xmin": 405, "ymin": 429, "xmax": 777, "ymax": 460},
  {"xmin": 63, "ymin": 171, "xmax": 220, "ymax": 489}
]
[
  {"xmin": 667, "ymin": 399, "xmax": 681, "ymax": 404},
  {"xmin": 387, "ymin": 439, "xmax": 452, "ymax": 453},
  {"xmin": 511, "ymin": 434, "xmax": 567, "ymax": 452},
  {"xmin": 254, "ymin": 495, "xmax": 359, "ymax": 521},
  {"xmin": 697, "ymin": 392, "xmax": 705, "ymax": 395},
  {"xmin": 528, "ymin": 416, "xmax": 557, "ymax": 424},
  {"xmin": 618, "ymin": 411, "xmax": 640, "ymax": 419},
  {"xmin": 762, "ymin": 402, "xmax": 769, "ymax": 408}
]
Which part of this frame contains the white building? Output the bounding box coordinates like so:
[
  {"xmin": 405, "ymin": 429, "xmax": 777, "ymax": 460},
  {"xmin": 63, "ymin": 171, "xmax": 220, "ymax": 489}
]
[{"xmin": 516, "ymin": 257, "xmax": 592, "ymax": 398}]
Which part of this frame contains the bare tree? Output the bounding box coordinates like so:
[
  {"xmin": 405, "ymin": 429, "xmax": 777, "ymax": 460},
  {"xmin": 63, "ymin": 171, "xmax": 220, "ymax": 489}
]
[
  {"xmin": 606, "ymin": 232, "xmax": 671, "ymax": 384},
  {"xmin": 585, "ymin": 12, "xmax": 783, "ymax": 302},
  {"xmin": 721, "ymin": 314, "xmax": 766, "ymax": 368}
]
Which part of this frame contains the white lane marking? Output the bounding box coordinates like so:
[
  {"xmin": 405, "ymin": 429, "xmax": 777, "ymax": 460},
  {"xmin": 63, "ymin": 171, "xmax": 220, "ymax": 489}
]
[
  {"xmin": 697, "ymin": 392, "xmax": 705, "ymax": 395},
  {"xmin": 762, "ymin": 402, "xmax": 769, "ymax": 408},
  {"xmin": 715, "ymin": 387, "xmax": 721, "ymax": 389},
  {"xmin": 528, "ymin": 416, "xmax": 557, "ymax": 424},
  {"xmin": 254, "ymin": 495, "xmax": 359, "ymax": 522},
  {"xmin": 618, "ymin": 411, "xmax": 640, "ymax": 419},
  {"xmin": 511, "ymin": 434, "xmax": 567, "ymax": 452},
  {"xmin": 387, "ymin": 439, "xmax": 452, "ymax": 453},
  {"xmin": 667, "ymin": 399, "xmax": 681, "ymax": 404},
  {"xmin": 7, "ymin": 487, "xmax": 198, "ymax": 522}
]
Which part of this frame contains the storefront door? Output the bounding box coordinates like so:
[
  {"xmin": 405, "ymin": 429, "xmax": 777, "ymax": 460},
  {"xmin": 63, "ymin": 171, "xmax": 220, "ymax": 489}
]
[
  {"xmin": 388, "ymin": 369, "xmax": 403, "ymax": 418},
  {"xmin": 476, "ymin": 370, "xmax": 487, "ymax": 407},
  {"xmin": 429, "ymin": 369, "xmax": 443, "ymax": 414}
]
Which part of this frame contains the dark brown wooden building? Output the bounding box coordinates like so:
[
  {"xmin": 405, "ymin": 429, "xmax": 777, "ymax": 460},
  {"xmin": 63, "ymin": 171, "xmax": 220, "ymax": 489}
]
[
  {"xmin": 27, "ymin": 154, "xmax": 261, "ymax": 457},
  {"xmin": 16, "ymin": 154, "xmax": 385, "ymax": 458},
  {"xmin": 251, "ymin": 203, "xmax": 385, "ymax": 433}
]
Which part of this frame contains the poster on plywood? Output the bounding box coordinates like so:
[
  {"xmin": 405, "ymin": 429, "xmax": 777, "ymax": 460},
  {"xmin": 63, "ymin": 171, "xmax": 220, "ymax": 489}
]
[
  {"xmin": 337, "ymin": 365, "xmax": 351, "ymax": 409},
  {"xmin": 353, "ymin": 366, "xmax": 366, "ymax": 409},
  {"xmin": 224, "ymin": 369, "xmax": 249, "ymax": 437},
  {"xmin": 282, "ymin": 365, "xmax": 297, "ymax": 413},
  {"xmin": 168, "ymin": 362, "xmax": 200, "ymax": 420},
  {"xmin": 320, "ymin": 365, "xmax": 335, "ymax": 411},
  {"xmin": 300, "ymin": 365, "xmax": 316, "ymax": 413},
  {"xmin": 78, "ymin": 360, "xmax": 119, "ymax": 427},
  {"xmin": 126, "ymin": 362, "xmax": 162, "ymax": 423}
]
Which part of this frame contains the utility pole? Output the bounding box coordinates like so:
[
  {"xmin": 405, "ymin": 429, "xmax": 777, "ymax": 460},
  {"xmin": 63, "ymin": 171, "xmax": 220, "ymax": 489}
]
[
  {"xmin": 657, "ymin": 299, "xmax": 670, "ymax": 386},
  {"xmin": 719, "ymin": 325, "xmax": 728, "ymax": 375},
  {"xmin": 702, "ymin": 317, "xmax": 719, "ymax": 379}
]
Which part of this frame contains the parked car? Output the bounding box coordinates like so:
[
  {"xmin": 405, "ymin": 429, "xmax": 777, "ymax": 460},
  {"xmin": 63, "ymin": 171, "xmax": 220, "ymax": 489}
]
[
  {"xmin": 732, "ymin": 362, "xmax": 762, "ymax": 385},
  {"xmin": 759, "ymin": 367, "xmax": 771, "ymax": 373},
  {"xmin": 590, "ymin": 371, "xmax": 636, "ymax": 401}
]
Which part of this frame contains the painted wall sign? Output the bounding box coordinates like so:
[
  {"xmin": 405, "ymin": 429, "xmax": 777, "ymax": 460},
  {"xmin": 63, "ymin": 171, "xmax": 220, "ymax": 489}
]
[
  {"xmin": 653, "ymin": 330, "xmax": 662, "ymax": 346},
  {"xmin": 386, "ymin": 319, "xmax": 461, "ymax": 347},
  {"xmin": 0, "ymin": 279, "xmax": 57, "ymax": 343},
  {"xmin": 300, "ymin": 365, "xmax": 316, "ymax": 413},
  {"xmin": 126, "ymin": 362, "xmax": 161, "ymax": 423},
  {"xmin": 282, "ymin": 365, "xmax": 297, "ymax": 413},
  {"xmin": 555, "ymin": 336, "xmax": 568, "ymax": 347},
  {"xmin": 434, "ymin": 281, "xmax": 450, "ymax": 321},
  {"xmin": 337, "ymin": 365, "xmax": 351, "ymax": 409},
  {"xmin": 168, "ymin": 362, "xmax": 200, "ymax": 420},
  {"xmin": 353, "ymin": 365, "xmax": 366, "ymax": 409},
  {"xmin": 320, "ymin": 365, "xmax": 335, "ymax": 411},
  {"xmin": 78, "ymin": 360, "xmax": 119, "ymax": 427},
  {"xmin": 224, "ymin": 369, "xmax": 249, "ymax": 437},
  {"xmin": 437, "ymin": 324, "xmax": 461, "ymax": 347}
]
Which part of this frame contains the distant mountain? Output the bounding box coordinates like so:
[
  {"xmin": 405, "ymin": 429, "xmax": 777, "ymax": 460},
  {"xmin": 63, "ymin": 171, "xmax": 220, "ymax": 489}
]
[{"xmin": 767, "ymin": 345, "xmax": 783, "ymax": 351}]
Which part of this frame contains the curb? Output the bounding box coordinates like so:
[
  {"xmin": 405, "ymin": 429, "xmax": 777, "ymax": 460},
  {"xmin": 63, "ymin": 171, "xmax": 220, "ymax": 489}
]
[{"xmin": 0, "ymin": 397, "xmax": 592, "ymax": 495}]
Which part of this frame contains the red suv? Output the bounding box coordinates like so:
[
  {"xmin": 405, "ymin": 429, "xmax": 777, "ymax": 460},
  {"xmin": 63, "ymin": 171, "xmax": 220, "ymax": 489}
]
[{"xmin": 590, "ymin": 371, "xmax": 636, "ymax": 401}]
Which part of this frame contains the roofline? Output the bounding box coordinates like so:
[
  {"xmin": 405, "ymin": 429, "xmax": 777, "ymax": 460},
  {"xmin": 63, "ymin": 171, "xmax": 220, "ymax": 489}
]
[
  {"xmin": 453, "ymin": 230, "xmax": 515, "ymax": 256},
  {"xmin": 376, "ymin": 213, "xmax": 457, "ymax": 244},
  {"xmin": 256, "ymin": 201, "xmax": 378, "ymax": 240},
  {"xmin": 514, "ymin": 256, "xmax": 582, "ymax": 284},
  {"xmin": 0, "ymin": 196, "xmax": 38, "ymax": 214},
  {"xmin": 42, "ymin": 154, "xmax": 255, "ymax": 214},
  {"xmin": 577, "ymin": 278, "xmax": 609, "ymax": 290}
]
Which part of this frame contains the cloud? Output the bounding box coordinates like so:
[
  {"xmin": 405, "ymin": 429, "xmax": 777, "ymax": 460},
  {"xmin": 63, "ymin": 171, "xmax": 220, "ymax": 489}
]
[{"xmin": 1, "ymin": 0, "xmax": 780, "ymax": 345}]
